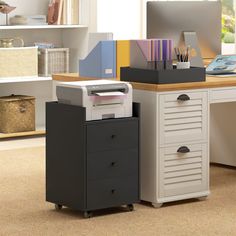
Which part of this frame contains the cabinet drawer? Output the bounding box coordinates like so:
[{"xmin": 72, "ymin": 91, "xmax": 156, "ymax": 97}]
[
  {"xmin": 87, "ymin": 149, "xmax": 139, "ymax": 180},
  {"xmin": 210, "ymin": 88, "xmax": 236, "ymax": 103},
  {"xmin": 159, "ymin": 143, "xmax": 208, "ymax": 198},
  {"xmin": 87, "ymin": 118, "xmax": 139, "ymax": 153},
  {"xmin": 159, "ymin": 91, "xmax": 208, "ymax": 145},
  {"xmin": 87, "ymin": 177, "xmax": 139, "ymax": 210}
]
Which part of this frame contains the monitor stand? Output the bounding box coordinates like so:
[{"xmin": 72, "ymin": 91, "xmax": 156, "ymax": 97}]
[{"xmin": 183, "ymin": 31, "xmax": 204, "ymax": 67}]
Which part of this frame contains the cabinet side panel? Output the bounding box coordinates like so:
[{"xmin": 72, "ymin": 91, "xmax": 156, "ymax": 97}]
[
  {"xmin": 210, "ymin": 102, "xmax": 236, "ymax": 166},
  {"xmin": 46, "ymin": 102, "xmax": 86, "ymax": 210},
  {"xmin": 133, "ymin": 90, "xmax": 158, "ymax": 203}
]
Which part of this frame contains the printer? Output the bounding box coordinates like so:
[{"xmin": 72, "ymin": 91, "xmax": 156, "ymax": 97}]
[{"xmin": 56, "ymin": 80, "xmax": 133, "ymax": 121}]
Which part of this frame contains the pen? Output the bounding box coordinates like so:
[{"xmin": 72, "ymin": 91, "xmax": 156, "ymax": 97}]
[
  {"xmin": 174, "ymin": 47, "xmax": 180, "ymax": 61},
  {"xmin": 175, "ymin": 46, "xmax": 190, "ymax": 62}
]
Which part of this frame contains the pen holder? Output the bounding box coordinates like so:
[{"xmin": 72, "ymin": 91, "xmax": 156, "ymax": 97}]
[{"xmin": 177, "ymin": 61, "xmax": 190, "ymax": 69}]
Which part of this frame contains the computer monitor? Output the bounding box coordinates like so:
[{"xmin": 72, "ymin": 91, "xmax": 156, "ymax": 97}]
[{"xmin": 147, "ymin": 1, "xmax": 222, "ymax": 59}]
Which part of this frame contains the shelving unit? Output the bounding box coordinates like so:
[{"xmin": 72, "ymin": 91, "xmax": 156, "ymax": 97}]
[
  {"xmin": 0, "ymin": 127, "xmax": 45, "ymax": 139},
  {"xmin": 0, "ymin": 76, "xmax": 52, "ymax": 84},
  {"xmin": 0, "ymin": 0, "xmax": 93, "ymax": 139},
  {"xmin": 0, "ymin": 79, "xmax": 52, "ymax": 138},
  {"xmin": 0, "ymin": 25, "xmax": 88, "ymax": 30}
]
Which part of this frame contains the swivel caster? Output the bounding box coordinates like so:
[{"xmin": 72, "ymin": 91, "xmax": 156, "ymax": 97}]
[
  {"xmin": 55, "ymin": 204, "xmax": 63, "ymax": 210},
  {"xmin": 152, "ymin": 202, "xmax": 163, "ymax": 208},
  {"xmin": 127, "ymin": 204, "xmax": 134, "ymax": 211},
  {"xmin": 84, "ymin": 211, "xmax": 93, "ymax": 218},
  {"xmin": 198, "ymin": 196, "xmax": 208, "ymax": 201}
]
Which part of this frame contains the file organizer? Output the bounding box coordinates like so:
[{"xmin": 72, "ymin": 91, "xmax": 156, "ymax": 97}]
[
  {"xmin": 79, "ymin": 41, "xmax": 116, "ymax": 78},
  {"xmin": 130, "ymin": 39, "xmax": 173, "ymax": 70},
  {"xmin": 116, "ymin": 40, "xmax": 130, "ymax": 78},
  {"xmin": 88, "ymin": 32, "xmax": 113, "ymax": 55},
  {"xmin": 130, "ymin": 40, "xmax": 154, "ymax": 70}
]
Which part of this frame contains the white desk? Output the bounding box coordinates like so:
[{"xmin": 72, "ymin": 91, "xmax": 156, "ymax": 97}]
[
  {"xmin": 131, "ymin": 76, "xmax": 236, "ymax": 207},
  {"xmin": 53, "ymin": 74, "xmax": 236, "ymax": 207}
]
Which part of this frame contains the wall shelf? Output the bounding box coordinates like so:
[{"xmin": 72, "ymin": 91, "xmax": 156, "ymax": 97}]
[
  {"xmin": 0, "ymin": 126, "xmax": 45, "ymax": 139},
  {"xmin": 0, "ymin": 0, "xmax": 91, "ymax": 140},
  {"xmin": 0, "ymin": 25, "xmax": 88, "ymax": 30},
  {"xmin": 0, "ymin": 76, "xmax": 52, "ymax": 84}
]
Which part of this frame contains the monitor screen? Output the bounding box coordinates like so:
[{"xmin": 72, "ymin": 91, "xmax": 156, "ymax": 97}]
[{"xmin": 147, "ymin": 1, "xmax": 222, "ymax": 59}]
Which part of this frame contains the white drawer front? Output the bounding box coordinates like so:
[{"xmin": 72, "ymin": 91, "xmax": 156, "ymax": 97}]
[
  {"xmin": 159, "ymin": 91, "xmax": 208, "ymax": 145},
  {"xmin": 159, "ymin": 143, "xmax": 208, "ymax": 198},
  {"xmin": 210, "ymin": 88, "xmax": 236, "ymax": 103}
]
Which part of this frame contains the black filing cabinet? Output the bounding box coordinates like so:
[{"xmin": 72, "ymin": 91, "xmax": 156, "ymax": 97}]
[{"xmin": 46, "ymin": 102, "xmax": 140, "ymax": 218}]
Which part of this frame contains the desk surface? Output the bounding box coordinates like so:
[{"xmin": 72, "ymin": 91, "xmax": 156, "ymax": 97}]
[
  {"xmin": 130, "ymin": 76, "xmax": 236, "ymax": 92},
  {"xmin": 53, "ymin": 73, "xmax": 236, "ymax": 92},
  {"xmin": 53, "ymin": 73, "xmax": 97, "ymax": 82}
]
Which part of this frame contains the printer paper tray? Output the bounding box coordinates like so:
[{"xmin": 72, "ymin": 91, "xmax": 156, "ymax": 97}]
[
  {"xmin": 95, "ymin": 92, "xmax": 125, "ymax": 96},
  {"xmin": 93, "ymin": 102, "xmax": 122, "ymax": 107}
]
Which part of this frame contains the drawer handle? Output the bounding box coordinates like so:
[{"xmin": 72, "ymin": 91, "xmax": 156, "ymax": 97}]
[
  {"xmin": 177, "ymin": 146, "xmax": 190, "ymax": 154},
  {"xmin": 111, "ymin": 134, "xmax": 116, "ymax": 139},
  {"xmin": 177, "ymin": 94, "xmax": 190, "ymax": 101},
  {"xmin": 111, "ymin": 162, "xmax": 116, "ymax": 167},
  {"xmin": 111, "ymin": 189, "xmax": 116, "ymax": 194}
]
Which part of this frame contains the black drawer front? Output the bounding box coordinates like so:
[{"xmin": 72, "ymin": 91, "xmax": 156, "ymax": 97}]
[
  {"xmin": 87, "ymin": 149, "xmax": 138, "ymax": 180},
  {"xmin": 87, "ymin": 177, "xmax": 139, "ymax": 210},
  {"xmin": 86, "ymin": 119, "xmax": 139, "ymax": 153}
]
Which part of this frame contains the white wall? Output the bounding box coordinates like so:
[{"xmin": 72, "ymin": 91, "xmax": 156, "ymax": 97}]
[
  {"xmin": 96, "ymin": 0, "xmax": 208, "ymax": 40},
  {"xmin": 97, "ymin": 0, "xmax": 142, "ymax": 40}
]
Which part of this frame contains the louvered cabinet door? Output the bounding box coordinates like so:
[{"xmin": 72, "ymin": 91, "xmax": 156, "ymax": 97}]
[
  {"xmin": 159, "ymin": 91, "xmax": 208, "ymax": 146},
  {"xmin": 159, "ymin": 143, "xmax": 208, "ymax": 198}
]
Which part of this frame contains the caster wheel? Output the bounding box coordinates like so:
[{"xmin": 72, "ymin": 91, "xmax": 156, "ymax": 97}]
[
  {"xmin": 127, "ymin": 204, "xmax": 134, "ymax": 211},
  {"xmin": 55, "ymin": 204, "xmax": 63, "ymax": 210},
  {"xmin": 84, "ymin": 211, "xmax": 92, "ymax": 218},
  {"xmin": 152, "ymin": 202, "xmax": 163, "ymax": 208},
  {"xmin": 198, "ymin": 196, "xmax": 208, "ymax": 201}
]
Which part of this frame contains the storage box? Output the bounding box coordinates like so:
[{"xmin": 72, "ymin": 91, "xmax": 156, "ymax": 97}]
[
  {"xmin": 120, "ymin": 66, "xmax": 206, "ymax": 84},
  {"xmin": 0, "ymin": 95, "xmax": 35, "ymax": 133},
  {"xmin": 38, "ymin": 48, "xmax": 69, "ymax": 76},
  {"xmin": 0, "ymin": 47, "xmax": 38, "ymax": 77}
]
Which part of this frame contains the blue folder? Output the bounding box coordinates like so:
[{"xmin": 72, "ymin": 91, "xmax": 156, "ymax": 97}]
[{"xmin": 79, "ymin": 41, "xmax": 116, "ymax": 78}]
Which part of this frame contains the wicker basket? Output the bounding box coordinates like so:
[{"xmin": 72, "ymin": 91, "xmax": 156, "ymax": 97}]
[
  {"xmin": 0, "ymin": 95, "xmax": 35, "ymax": 133},
  {"xmin": 0, "ymin": 47, "xmax": 38, "ymax": 77},
  {"xmin": 38, "ymin": 48, "xmax": 69, "ymax": 76}
]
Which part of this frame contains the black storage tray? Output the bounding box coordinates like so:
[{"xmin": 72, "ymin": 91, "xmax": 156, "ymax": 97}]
[{"xmin": 120, "ymin": 66, "xmax": 206, "ymax": 84}]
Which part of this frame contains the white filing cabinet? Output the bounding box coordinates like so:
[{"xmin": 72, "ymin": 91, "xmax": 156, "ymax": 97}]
[{"xmin": 134, "ymin": 89, "xmax": 210, "ymax": 207}]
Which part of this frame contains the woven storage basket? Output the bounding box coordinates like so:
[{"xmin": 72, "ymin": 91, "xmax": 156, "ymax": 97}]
[
  {"xmin": 0, "ymin": 95, "xmax": 35, "ymax": 133},
  {"xmin": 0, "ymin": 47, "xmax": 38, "ymax": 77},
  {"xmin": 38, "ymin": 48, "xmax": 69, "ymax": 76}
]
